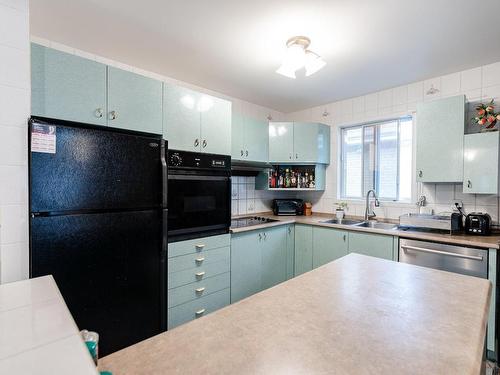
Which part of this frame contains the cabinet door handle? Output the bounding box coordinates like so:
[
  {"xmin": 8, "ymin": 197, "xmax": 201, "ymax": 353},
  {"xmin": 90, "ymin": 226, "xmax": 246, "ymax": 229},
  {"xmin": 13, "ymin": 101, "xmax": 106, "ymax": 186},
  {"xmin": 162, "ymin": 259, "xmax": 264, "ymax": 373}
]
[
  {"xmin": 195, "ymin": 257, "xmax": 205, "ymax": 263},
  {"xmin": 245, "ymin": 150, "xmax": 249, "ymax": 157},
  {"xmin": 263, "ymin": 232, "xmax": 267, "ymax": 241},
  {"xmin": 195, "ymin": 271, "xmax": 205, "ymax": 278},
  {"xmin": 295, "ymin": 153, "xmax": 298, "ymax": 159},
  {"xmin": 109, "ymin": 110, "xmax": 117, "ymax": 120},
  {"xmin": 467, "ymin": 180, "xmax": 472, "ymax": 188},
  {"xmin": 240, "ymin": 150, "xmax": 244, "ymax": 157},
  {"xmin": 195, "ymin": 309, "xmax": 206, "ymax": 317},
  {"xmin": 418, "ymin": 170, "xmax": 423, "ymax": 178},
  {"xmin": 258, "ymin": 233, "xmax": 262, "ymax": 241},
  {"xmin": 195, "ymin": 287, "xmax": 205, "ymax": 294},
  {"xmin": 202, "ymin": 139, "xmax": 207, "ymax": 148},
  {"xmin": 195, "ymin": 244, "xmax": 205, "ymax": 251},
  {"xmin": 289, "ymin": 154, "xmax": 292, "ymax": 160},
  {"xmin": 95, "ymin": 108, "xmax": 103, "ymax": 118},
  {"xmin": 194, "ymin": 139, "xmax": 200, "ymax": 147},
  {"xmin": 343, "ymin": 234, "xmax": 346, "ymax": 242},
  {"xmin": 288, "ymin": 226, "xmax": 292, "ymax": 234}
]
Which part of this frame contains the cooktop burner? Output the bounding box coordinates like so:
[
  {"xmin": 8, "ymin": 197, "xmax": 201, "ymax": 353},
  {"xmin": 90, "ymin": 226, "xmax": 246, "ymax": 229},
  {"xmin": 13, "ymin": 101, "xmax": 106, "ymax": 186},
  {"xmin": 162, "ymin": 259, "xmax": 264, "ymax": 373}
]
[{"xmin": 231, "ymin": 216, "xmax": 279, "ymax": 229}]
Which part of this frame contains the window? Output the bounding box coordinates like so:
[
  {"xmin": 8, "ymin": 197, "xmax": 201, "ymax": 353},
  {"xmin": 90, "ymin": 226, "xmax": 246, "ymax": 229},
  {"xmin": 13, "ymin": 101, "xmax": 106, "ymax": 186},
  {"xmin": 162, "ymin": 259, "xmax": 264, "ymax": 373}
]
[{"xmin": 340, "ymin": 117, "xmax": 413, "ymax": 201}]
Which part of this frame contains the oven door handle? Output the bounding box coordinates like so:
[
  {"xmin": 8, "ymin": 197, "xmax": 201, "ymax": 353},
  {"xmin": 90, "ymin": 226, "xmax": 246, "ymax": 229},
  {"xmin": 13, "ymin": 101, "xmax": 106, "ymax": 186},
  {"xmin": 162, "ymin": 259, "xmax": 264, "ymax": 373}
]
[
  {"xmin": 401, "ymin": 245, "xmax": 484, "ymax": 261},
  {"xmin": 168, "ymin": 174, "xmax": 229, "ymax": 181}
]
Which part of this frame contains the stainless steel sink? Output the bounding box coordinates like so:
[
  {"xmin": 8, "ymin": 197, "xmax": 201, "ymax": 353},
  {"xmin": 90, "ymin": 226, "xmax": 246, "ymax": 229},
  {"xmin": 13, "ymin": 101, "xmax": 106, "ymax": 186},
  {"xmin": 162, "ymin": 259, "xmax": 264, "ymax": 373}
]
[
  {"xmin": 352, "ymin": 221, "xmax": 398, "ymax": 230},
  {"xmin": 320, "ymin": 218, "xmax": 364, "ymax": 225}
]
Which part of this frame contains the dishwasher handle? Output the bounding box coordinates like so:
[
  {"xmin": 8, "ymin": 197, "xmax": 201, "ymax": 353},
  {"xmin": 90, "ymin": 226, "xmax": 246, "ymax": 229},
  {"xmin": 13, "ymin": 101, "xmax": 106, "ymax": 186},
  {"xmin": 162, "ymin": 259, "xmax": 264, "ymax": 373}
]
[{"xmin": 401, "ymin": 245, "xmax": 484, "ymax": 261}]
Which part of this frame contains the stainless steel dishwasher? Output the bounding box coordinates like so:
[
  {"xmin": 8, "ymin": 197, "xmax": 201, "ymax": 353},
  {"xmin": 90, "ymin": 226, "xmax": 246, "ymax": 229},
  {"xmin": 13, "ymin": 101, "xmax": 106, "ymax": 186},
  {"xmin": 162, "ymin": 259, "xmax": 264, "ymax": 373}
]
[{"xmin": 399, "ymin": 238, "xmax": 488, "ymax": 278}]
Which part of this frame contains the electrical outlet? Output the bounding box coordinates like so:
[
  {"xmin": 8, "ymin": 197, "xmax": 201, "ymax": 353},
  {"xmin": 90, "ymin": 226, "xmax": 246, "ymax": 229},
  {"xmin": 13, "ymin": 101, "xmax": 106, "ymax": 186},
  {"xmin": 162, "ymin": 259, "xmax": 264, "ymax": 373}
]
[{"xmin": 452, "ymin": 200, "xmax": 463, "ymax": 212}]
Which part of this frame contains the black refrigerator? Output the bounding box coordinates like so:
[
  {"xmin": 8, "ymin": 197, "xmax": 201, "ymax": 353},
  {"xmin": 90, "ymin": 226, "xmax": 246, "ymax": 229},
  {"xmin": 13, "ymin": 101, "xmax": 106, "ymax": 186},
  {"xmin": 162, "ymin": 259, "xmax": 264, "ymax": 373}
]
[{"xmin": 29, "ymin": 117, "xmax": 167, "ymax": 356}]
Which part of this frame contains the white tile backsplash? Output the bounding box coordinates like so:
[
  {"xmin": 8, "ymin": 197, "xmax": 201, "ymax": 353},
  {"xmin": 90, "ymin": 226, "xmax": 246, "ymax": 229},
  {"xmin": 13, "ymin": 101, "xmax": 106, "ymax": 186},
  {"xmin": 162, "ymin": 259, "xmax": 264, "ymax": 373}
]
[
  {"xmin": 483, "ymin": 62, "xmax": 500, "ymax": 87},
  {"xmin": 461, "ymin": 67, "xmax": 482, "ymax": 90}
]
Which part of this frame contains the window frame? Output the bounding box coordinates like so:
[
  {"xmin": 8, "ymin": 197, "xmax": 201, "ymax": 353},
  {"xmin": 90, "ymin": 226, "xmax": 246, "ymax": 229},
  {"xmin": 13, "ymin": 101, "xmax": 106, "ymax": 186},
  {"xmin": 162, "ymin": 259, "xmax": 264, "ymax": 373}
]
[{"xmin": 339, "ymin": 116, "xmax": 413, "ymax": 202}]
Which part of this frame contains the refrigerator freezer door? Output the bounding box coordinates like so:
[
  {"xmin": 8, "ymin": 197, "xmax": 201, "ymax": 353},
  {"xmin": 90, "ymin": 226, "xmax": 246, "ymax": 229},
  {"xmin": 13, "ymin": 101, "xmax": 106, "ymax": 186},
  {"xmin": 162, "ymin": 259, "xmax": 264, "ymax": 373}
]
[
  {"xmin": 30, "ymin": 120, "xmax": 162, "ymax": 213},
  {"xmin": 31, "ymin": 209, "xmax": 165, "ymax": 356}
]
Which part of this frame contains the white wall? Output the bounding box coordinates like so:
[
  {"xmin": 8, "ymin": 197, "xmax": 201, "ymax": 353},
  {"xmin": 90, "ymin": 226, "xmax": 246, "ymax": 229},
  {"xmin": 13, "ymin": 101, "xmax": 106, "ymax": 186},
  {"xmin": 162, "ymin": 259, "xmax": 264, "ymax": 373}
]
[
  {"xmin": 287, "ymin": 62, "xmax": 500, "ymax": 224},
  {"xmin": 0, "ymin": 0, "xmax": 30, "ymax": 283}
]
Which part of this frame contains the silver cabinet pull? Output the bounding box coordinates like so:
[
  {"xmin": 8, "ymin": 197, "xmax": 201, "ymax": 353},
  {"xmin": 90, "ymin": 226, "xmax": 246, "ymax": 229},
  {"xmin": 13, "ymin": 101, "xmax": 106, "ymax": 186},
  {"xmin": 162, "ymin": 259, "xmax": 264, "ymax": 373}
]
[
  {"xmin": 263, "ymin": 232, "xmax": 267, "ymax": 240},
  {"xmin": 401, "ymin": 245, "xmax": 484, "ymax": 261},
  {"xmin": 195, "ymin": 287, "xmax": 205, "ymax": 293},
  {"xmin": 195, "ymin": 257, "xmax": 205, "ymax": 263},
  {"xmin": 245, "ymin": 150, "xmax": 249, "ymax": 157},
  {"xmin": 295, "ymin": 153, "xmax": 298, "ymax": 159},
  {"xmin": 195, "ymin": 244, "xmax": 205, "ymax": 251},
  {"xmin": 109, "ymin": 110, "xmax": 117, "ymax": 120},
  {"xmin": 258, "ymin": 233, "xmax": 262, "ymax": 241},
  {"xmin": 289, "ymin": 153, "xmax": 292, "ymax": 159},
  {"xmin": 195, "ymin": 309, "xmax": 206, "ymax": 317},
  {"xmin": 194, "ymin": 139, "xmax": 200, "ymax": 147},
  {"xmin": 467, "ymin": 180, "xmax": 472, "ymax": 188},
  {"xmin": 343, "ymin": 234, "xmax": 346, "ymax": 242},
  {"xmin": 288, "ymin": 226, "xmax": 292, "ymax": 234},
  {"xmin": 95, "ymin": 108, "xmax": 103, "ymax": 118},
  {"xmin": 202, "ymin": 139, "xmax": 207, "ymax": 148},
  {"xmin": 195, "ymin": 271, "xmax": 205, "ymax": 278},
  {"xmin": 418, "ymin": 170, "xmax": 423, "ymax": 178},
  {"xmin": 240, "ymin": 150, "xmax": 244, "ymax": 156}
]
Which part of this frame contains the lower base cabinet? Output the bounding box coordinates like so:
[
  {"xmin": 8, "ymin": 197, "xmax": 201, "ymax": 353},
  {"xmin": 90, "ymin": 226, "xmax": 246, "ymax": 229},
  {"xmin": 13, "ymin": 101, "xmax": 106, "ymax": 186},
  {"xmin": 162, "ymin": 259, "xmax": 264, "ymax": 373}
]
[
  {"xmin": 348, "ymin": 232, "xmax": 396, "ymax": 260},
  {"xmin": 294, "ymin": 224, "xmax": 313, "ymax": 276},
  {"xmin": 312, "ymin": 227, "xmax": 348, "ymax": 267},
  {"xmin": 231, "ymin": 225, "xmax": 289, "ymax": 303},
  {"xmin": 167, "ymin": 234, "xmax": 230, "ymax": 329}
]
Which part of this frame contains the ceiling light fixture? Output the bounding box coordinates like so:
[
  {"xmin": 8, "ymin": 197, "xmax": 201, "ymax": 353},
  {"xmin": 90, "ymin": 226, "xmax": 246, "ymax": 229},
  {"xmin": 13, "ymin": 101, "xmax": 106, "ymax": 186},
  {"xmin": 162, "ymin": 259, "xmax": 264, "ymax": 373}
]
[{"xmin": 276, "ymin": 36, "xmax": 326, "ymax": 79}]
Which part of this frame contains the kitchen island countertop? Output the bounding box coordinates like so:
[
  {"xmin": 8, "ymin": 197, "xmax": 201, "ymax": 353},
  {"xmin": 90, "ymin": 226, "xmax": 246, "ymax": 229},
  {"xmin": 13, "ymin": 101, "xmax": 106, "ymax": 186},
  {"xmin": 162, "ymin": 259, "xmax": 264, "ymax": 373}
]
[{"xmin": 100, "ymin": 254, "xmax": 491, "ymax": 374}]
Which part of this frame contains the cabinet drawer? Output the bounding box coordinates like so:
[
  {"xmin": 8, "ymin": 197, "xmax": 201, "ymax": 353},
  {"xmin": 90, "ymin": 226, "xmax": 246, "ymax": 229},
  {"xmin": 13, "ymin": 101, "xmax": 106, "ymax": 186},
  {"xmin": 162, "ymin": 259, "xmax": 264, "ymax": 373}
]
[
  {"xmin": 167, "ymin": 288, "xmax": 230, "ymax": 329},
  {"xmin": 168, "ymin": 272, "xmax": 230, "ymax": 308},
  {"xmin": 168, "ymin": 259, "xmax": 230, "ymax": 289},
  {"xmin": 168, "ymin": 234, "xmax": 230, "ymax": 258},
  {"xmin": 168, "ymin": 246, "xmax": 229, "ymax": 273}
]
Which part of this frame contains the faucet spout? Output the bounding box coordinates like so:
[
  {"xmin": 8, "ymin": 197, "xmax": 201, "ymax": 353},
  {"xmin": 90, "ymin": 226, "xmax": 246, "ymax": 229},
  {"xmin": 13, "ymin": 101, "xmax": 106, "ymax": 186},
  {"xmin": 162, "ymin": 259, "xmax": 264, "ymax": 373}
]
[{"xmin": 364, "ymin": 190, "xmax": 380, "ymax": 221}]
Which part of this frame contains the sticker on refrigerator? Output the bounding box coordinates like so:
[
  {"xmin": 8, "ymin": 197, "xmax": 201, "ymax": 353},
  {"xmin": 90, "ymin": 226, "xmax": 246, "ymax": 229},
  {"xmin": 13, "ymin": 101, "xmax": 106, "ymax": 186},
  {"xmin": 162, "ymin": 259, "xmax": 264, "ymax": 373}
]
[{"xmin": 31, "ymin": 124, "xmax": 56, "ymax": 154}]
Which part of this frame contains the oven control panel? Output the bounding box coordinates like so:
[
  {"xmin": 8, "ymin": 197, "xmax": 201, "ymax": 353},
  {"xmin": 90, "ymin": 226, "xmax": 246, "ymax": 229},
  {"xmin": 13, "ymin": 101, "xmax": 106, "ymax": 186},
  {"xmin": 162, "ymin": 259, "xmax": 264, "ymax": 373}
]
[{"xmin": 168, "ymin": 150, "xmax": 231, "ymax": 171}]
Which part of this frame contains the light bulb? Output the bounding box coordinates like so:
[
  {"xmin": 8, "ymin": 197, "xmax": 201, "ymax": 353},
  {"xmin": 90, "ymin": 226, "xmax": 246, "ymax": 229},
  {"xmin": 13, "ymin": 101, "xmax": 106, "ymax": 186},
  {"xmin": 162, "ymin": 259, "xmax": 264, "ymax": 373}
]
[{"xmin": 305, "ymin": 50, "xmax": 326, "ymax": 76}]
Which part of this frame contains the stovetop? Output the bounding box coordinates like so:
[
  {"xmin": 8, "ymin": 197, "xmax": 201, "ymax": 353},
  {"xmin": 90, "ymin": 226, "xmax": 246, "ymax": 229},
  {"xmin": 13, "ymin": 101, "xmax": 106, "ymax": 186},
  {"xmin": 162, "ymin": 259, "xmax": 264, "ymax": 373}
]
[{"xmin": 231, "ymin": 216, "xmax": 279, "ymax": 228}]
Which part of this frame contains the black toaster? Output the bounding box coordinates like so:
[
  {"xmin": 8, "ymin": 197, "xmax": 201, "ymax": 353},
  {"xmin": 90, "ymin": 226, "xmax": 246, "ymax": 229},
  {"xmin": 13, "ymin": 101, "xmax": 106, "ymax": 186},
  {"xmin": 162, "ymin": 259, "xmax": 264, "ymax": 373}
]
[
  {"xmin": 272, "ymin": 199, "xmax": 304, "ymax": 216},
  {"xmin": 465, "ymin": 213, "xmax": 491, "ymax": 235}
]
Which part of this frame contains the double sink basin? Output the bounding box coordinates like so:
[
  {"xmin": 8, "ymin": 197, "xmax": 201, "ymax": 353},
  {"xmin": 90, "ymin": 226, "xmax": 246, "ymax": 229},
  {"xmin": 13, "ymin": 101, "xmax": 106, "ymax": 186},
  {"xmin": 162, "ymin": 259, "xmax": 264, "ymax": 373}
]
[{"xmin": 320, "ymin": 218, "xmax": 399, "ymax": 230}]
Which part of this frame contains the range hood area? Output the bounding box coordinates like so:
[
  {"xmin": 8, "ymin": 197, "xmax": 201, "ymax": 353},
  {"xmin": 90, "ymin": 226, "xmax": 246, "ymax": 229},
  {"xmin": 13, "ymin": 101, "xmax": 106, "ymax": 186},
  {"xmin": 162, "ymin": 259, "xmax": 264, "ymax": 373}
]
[{"xmin": 231, "ymin": 159, "xmax": 272, "ymax": 176}]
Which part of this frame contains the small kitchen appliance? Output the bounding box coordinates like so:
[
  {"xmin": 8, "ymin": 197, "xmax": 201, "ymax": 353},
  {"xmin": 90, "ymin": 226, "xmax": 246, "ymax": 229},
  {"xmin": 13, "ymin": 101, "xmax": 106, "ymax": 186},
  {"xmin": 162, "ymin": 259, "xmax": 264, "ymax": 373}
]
[
  {"xmin": 398, "ymin": 213, "xmax": 463, "ymax": 234},
  {"xmin": 272, "ymin": 199, "xmax": 304, "ymax": 216},
  {"xmin": 465, "ymin": 212, "xmax": 491, "ymax": 235}
]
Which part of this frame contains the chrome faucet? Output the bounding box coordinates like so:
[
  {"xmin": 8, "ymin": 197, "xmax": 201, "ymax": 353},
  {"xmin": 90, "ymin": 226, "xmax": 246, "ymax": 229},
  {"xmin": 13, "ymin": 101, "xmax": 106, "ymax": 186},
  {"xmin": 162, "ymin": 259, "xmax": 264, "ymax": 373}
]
[{"xmin": 364, "ymin": 190, "xmax": 380, "ymax": 221}]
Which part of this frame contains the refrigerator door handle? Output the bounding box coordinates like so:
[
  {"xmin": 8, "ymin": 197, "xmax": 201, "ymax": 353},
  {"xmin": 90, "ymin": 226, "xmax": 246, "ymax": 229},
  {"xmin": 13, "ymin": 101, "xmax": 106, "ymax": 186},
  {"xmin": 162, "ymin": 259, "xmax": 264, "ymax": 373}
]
[
  {"xmin": 161, "ymin": 139, "xmax": 168, "ymax": 208},
  {"xmin": 160, "ymin": 208, "xmax": 168, "ymax": 331}
]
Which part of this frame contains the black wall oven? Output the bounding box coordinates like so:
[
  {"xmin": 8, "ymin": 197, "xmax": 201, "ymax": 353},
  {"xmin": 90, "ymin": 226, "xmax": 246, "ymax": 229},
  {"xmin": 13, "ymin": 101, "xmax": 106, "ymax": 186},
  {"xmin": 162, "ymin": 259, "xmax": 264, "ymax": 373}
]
[{"xmin": 167, "ymin": 150, "xmax": 231, "ymax": 242}]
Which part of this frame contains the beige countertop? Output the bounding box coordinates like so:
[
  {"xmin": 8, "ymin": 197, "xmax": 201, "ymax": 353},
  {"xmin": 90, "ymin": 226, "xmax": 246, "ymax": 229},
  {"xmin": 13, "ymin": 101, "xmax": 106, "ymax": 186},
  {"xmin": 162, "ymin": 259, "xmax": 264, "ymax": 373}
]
[
  {"xmin": 100, "ymin": 254, "xmax": 491, "ymax": 374},
  {"xmin": 230, "ymin": 212, "xmax": 500, "ymax": 249}
]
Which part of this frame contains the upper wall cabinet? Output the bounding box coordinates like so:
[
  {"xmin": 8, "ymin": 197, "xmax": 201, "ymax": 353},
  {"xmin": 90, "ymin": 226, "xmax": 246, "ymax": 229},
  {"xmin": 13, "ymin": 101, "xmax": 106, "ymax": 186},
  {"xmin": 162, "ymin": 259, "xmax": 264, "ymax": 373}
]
[
  {"xmin": 416, "ymin": 95, "xmax": 465, "ymax": 182},
  {"xmin": 269, "ymin": 122, "xmax": 330, "ymax": 164},
  {"xmin": 463, "ymin": 132, "xmax": 499, "ymax": 194},
  {"xmin": 164, "ymin": 83, "xmax": 231, "ymax": 155},
  {"xmin": 231, "ymin": 106, "xmax": 269, "ymax": 162},
  {"xmin": 31, "ymin": 44, "xmax": 163, "ymax": 134},
  {"xmin": 107, "ymin": 67, "xmax": 162, "ymax": 134},
  {"xmin": 31, "ymin": 43, "xmax": 107, "ymax": 126}
]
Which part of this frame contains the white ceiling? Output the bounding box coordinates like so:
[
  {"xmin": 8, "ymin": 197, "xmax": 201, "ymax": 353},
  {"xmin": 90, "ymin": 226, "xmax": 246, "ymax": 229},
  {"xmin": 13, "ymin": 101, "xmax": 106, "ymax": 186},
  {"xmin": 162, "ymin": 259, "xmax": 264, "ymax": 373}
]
[{"xmin": 30, "ymin": 0, "xmax": 500, "ymax": 113}]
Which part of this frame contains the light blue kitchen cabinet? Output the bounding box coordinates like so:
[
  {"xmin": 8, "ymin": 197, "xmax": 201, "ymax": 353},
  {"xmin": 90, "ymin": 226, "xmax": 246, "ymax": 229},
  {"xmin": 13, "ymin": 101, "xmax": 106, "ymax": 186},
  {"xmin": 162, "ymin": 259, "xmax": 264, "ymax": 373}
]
[
  {"xmin": 463, "ymin": 132, "xmax": 499, "ymax": 194},
  {"xmin": 167, "ymin": 234, "xmax": 230, "ymax": 329},
  {"xmin": 312, "ymin": 227, "xmax": 348, "ymax": 268},
  {"xmin": 268, "ymin": 122, "xmax": 294, "ymax": 162},
  {"xmin": 31, "ymin": 43, "xmax": 107, "ymax": 126},
  {"xmin": 230, "ymin": 230, "xmax": 263, "ymax": 303},
  {"xmin": 261, "ymin": 226, "xmax": 287, "ymax": 290},
  {"xmin": 163, "ymin": 83, "xmax": 202, "ymax": 152},
  {"xmin": 164, "ymin": 82, "xmax": 231, "ymax": 154},
  {"xmin": 294, "ymin": 224, "xmax": 313, "ymax": 276},
  {"xmin": 269, "ymin": 122, "xmax": 330, "ymax": 164},
  {"xmin": 244, "ymin": 117, "xmax": 269, "ymax": 162},
  {"xmin": 200, "ymin": 96, "xmax": 232, "ymax": 155},
  {"xmin": 285, "ymin": 224, "xmax": 295, "ymax": 280},
  {"xmin": 416, "ymin": 95, "xmax": 465, "ymax": 182},
  {"xmin": 231, "ymin": 104, "xmax": 245, "ymax": 159},
  {"xmin": 107, "ymin": 67, "xmax": 163, "ymax": 134},
  {"xmin": 348, "ymin": 232, "xmax": 395, "ymax": 260}
]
